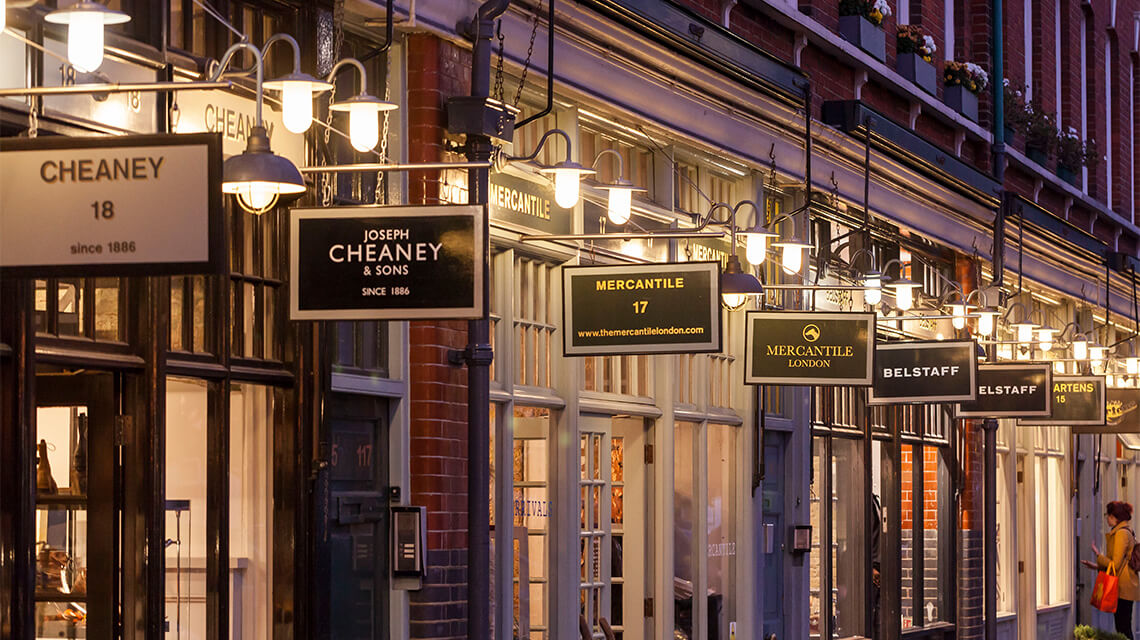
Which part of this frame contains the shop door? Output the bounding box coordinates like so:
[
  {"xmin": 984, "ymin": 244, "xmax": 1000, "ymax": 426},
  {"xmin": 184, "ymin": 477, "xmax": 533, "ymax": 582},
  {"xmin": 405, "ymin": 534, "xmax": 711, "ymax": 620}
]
[
  {"xmin": 318, "ymin": 396, "xmax": 390, "ymax": 640},
  {"xmin": 33, "ymin": 371, "xmax": 118, "ymax": 640},
  {"xmin": 760, "ymin": 431, "xmax": 787, "ymax": 640},
  {"xmin": 579, "ymin": 415, "xmax": 654, "ymax": 640}
]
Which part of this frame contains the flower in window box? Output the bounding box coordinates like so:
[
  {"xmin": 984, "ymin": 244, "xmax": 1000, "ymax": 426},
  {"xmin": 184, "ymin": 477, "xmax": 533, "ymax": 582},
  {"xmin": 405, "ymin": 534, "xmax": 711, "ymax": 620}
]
[
  {"xmin": 839, "ymin": 0, "xmax": 893, "ymax": 27},
  {"xmin": 1056, "ymin": 127, "xmax": 1099, "ymax": 172},
  {"xmin": 896, "ymin": 25, "xmax": 936, "ymax": 62},
  {"xmin": 944, "ymin": 60, "xmax": 989, "ymax": 94}
]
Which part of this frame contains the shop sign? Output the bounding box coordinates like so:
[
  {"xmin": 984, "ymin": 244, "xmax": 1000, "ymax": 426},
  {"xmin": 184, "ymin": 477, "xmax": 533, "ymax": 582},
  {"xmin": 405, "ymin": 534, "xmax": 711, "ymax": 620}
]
[
  {"xmin": 562, "ymin": 262, "xmax": 721, "ymax": 356},
  {"xmin": 869, "ymin": 341, "xmax": 977, "ymax": 404},
  {"xmin": 1073, "ymin": 388, "xmax": 1140, "ymax": 434},
  {"xmin": 744, "ymin": 312, "xmax": 875, "ymax": 386},
  {"xmin": 289, "ymin": 205, "xmax": 483, "ymax": 320},
  {"xmin": 954, "ymin": 364, "xmax": 1052, "ymax": 418},
  {"xmin": 0, "ymin": 133, "xmax": 224, "ymax": 277},
  {"xmin": 442, "ymin": 172, "xmax": 573, "ymax": 235},
  {"xmin": 1018, "ymin": 375, "xmax": 1106, "ymax": 427},
  {"xmin": 172, "ymin": 88, "xmax": 305, "ymax": 166}
]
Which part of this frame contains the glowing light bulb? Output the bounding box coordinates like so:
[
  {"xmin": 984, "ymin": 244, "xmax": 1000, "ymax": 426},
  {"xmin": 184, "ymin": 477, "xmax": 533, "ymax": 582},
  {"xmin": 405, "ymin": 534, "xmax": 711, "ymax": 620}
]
[
  {"xmin": 1016, "ymin": 324, "xmax": 1034, "ymax": 345},
  {"xmin": 1128, "ymin": 357, "xmax": 1139, "ymax": 375},
  {"xmin": 281, "ymin": 82, "xmax": 314, "ymax": 134},
  {"xmin": 863, "ymin": 276, "xmax": 882, "ymax": 305},
  {"xmin": 1037, "ymin": 329, "xmax": 1054, "ymax": 351},
  {"xmin": 745, "ymin": 235, "xmax": 768, "ymax": 265},
  {"xmin": 895, "ymin": 285, "xmax": 914, "ymax": 311},
  {"xmin": 1073, "ymin": 338, "xmax": 1088, "ymax": 361},
  {"xmin": 238, "ymin": 182, "xmax": 279, "ymax": 213},
  {"xmin": 950, "ymin": 305, "xmax": 966, "ymax": 330},
  {"xmin": 781, "ymin": 245, "xmax": 802, "ymax": 275},
  {"xmin": 978, "ymin": 312, "xmax": 995, "ymax": 337},
  {"xmin": 348, "ymin": 102, "xmax": 379, "ymax": 152},
  {"xmin": 607, "ymin": 188, "xmax": 632, "ymax": 225},
  {"xmin": 1091, "ymin": 346, "xmax": 1107, "ymax": 363},
  {"xmin": 553, "ymin": 170, "xmax": 580, "ymax": 208},
  {"xmin": 722, "ymin": 293, "xmax": 747, "ymax": 310},
  {"xmin": 936, "ymin": 332, "xmax": 945, "ymax": 341},
  {"xmin": 68, "ymin": 11, "xmax": 105, "ymax": 73},
  {"xmin": 1054, "ymin": 361, "xmax": 1067, "ymax": 374}
]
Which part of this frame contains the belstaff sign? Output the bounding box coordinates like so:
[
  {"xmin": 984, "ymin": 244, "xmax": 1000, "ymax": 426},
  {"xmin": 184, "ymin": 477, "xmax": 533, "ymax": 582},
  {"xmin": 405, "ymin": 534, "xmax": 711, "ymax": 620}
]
[
  {"xmin": 869, "ymin": 341, "xmax": 977, "ymax": 404},
  {"xmin": 1018, "ymin": 375, "xmax": 1106, "ymax": 427},
  {"xmin": 562, "ymin": 262, "xmax": 721, "ymax": 356},
  {"xmin": 289, "ymin": 206, "xmax": 483, "ymax": 320},
  {"xmin": 744, "ymin": 312, "xmax": 875, "ymax": 386},
  {"xmin": 0, "ymin": 133, "xmax": 224, "ymax": 277},
  {"xmin": 955, "ymin": 364, "xmax": 1053, "ymax": 418}
]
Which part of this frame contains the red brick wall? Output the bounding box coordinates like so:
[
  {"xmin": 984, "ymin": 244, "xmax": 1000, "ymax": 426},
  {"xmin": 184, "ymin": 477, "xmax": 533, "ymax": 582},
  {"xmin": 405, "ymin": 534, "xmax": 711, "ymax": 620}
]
[
  {"xmin": 900, "ymin": 444, "xmax": 942, "ymax": 530},
  {"xmin": 406, "ymin": 32, "xmax": 474, "ymax": 640}
]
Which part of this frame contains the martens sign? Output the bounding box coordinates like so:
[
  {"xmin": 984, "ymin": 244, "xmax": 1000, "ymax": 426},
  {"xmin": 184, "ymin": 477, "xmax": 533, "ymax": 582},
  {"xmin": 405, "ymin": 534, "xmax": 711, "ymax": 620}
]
[
  {"xmin": 562, "ymin": 262, "xmax": 721, "ymax": 356},
  {"xmin": 869, "ymin": 341, "xmax": 977, "ymax": 404},
  {"xmin": 289, "ymin": 205, "xmax": 482, "ymax": 321},
  {"xmin": 955, "ymin": 364, "xmax": 1053, "ymax": 418},
  {"xmin": 744, "ymin": 312, "xmax": 875, "ymax": 386},
  {"xmin": 1019, "ymin": 375, "xmax": 1106, "ymax": 427}
]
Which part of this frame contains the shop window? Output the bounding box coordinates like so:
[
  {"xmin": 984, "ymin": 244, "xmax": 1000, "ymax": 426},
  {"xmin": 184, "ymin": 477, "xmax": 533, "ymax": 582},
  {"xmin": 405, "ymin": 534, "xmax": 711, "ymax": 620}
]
[
  {"xmin": 832, "ymin": 437, "xmax": 867, "ymax": 636},
  {"xmin": 230, "ymin": 383, "xmax": 274, "ymax": 639},
  {"xmin": 230, "ymin": 207, "xmax": 284, "ymax": 362},
  {"xmin": 1034, "ymin": 427, "xmax": 1071, "ymax": 607},
  {"xmin": 995, "ymin": 421, "xmax": 1016, "ymax": 615},
  {"xmin": 674, "ymin": 421, "xmax": 697, "ymax": 639},
  {"xmin": 809, "ymin": 437, "xmax": 823, "ymax": 638},
  {"xmin": 584, "ymin": 354, "xmax": 650, "ymax": 398},
  {"xmin": 515, "ymin": 257, "xmax": 557, "ymax": 389},
  {"xmin": 579, "ymin": 127, "xmax": 655, "ymax": 202},
  {"xmin": 333, "ymin": 321, "xmax": 389, "ymax": 375},
  {"xmin": 34, "ymin": 277, "xmax": 126, "ymax": 343},
  {"xmin": 170, "ymin": 275, "xmax": 210, "ymax": 353},
  {"xmin": 707, "ymin": 321, "xmax": 735, "ymax": 411},
  {"xmin": 164, "ymin": 377, "xmax": 209, "ymax": 637},
  {"xmin": 707, "ymin": 424, "xmax": 739, "ymax": 638}
]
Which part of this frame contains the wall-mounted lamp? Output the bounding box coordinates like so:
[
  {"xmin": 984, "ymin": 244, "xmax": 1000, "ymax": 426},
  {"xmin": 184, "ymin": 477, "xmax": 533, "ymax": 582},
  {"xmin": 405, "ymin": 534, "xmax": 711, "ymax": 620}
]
[
  {"xmin": 861, "ymin": 270, "xmax": 883, "ymax": 305},
  {"xmin": 591, "ymin": 149, "xmax": 646, "ymax": 225},
  {"xmin": 327, "ymin": 57, "xmax": 398, "ymax": 152},
  {"xmin": 975, "ymin": 307, "xmax": 1000, "ymax": 337},
  {"xmin": 1071, "ymin": 333, "xmax": 1089, "ymax": 361},
  {"xmin": 260, "ymin": 34, "xmax": 333, "ymax": 134},
  {"xmin": 211, "ymin": 42, "xmax": 306, "ymax": 213},
  {"xmin": 710, "ymin": 201, "xmax": 764, "ymax": 310},
  {"xmin": 737, "ymin": 199, "xmax": 779, "ymax": 266},
  {"xmin": 44, "ymin": 2, "xmax": 130, "ymax": 73},
  {"xmin": 773, "ymin": 233, "xmax": 811, "ymax": 276},
  {"xmin": 509, "ymin": 129, "xmax": 595, "ymax": 208}
]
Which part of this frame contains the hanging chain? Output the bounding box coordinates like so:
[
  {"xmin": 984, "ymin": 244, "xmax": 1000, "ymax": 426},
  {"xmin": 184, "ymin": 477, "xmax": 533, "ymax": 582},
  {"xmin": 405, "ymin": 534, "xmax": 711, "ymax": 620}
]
[
  {"xmin": 27, "ymin": 104, "xmax": 38, "ymax": 138},
  {"xmin": 323, "ymin": 0, "xmax": 347, "ymax": 207},
  {"xmin": 512, "ymin": 0, "xmax": 542, "ymax": 109},
  {"xmin": 374, "ymin": 52, "xmax": 392, "ymax": 204},
  {"xmin": 493, "ymin": 21, "xmax": 506, "ymax": 104}
]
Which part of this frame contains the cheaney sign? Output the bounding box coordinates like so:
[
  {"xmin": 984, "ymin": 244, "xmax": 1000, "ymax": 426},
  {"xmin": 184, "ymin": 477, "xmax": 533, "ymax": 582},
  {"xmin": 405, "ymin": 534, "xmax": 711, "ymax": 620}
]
[
  {"xmin": 955, "ymin": 364, "xmax": 1052, "ymax": 418},
  {"xmin": 870, "ymin": 341, "xmax": 977, "ymax": 404},
  {"xmin": 744, "ymin": 312, "xmax": 875, "ymax": 386},
  {"xmin": 1019, "ymin": 375, "xmax": 1106, "ymax": 427},
  {"xmin": 289, "ymin": 206, "xmax": 482, "ymax": 320},
  {"xmin": 562, "ymin": 262, "xmax": 721, "ymax": 356}
]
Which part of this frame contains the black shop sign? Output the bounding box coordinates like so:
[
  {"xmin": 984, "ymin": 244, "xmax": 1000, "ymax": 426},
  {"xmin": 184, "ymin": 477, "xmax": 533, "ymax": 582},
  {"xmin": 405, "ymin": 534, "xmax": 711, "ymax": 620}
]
[
  {"xmin": 1019, "ymin": 375, "xmax": 1106, "ymax": 427},
  {"xmin": 869, "ymin": 341, "xmax": 977, "ymax": 404},
  {"xmin": 289, "ymin": 205, "xmax": 482, "ymax": 320},
  {"xmin": 1074, "ymin": 388, "xmax": 1140, "ymax": 434},
  {"xmin": 562, "ymin": 261, "xmax": 721, "ymax": 356},
  {"xmin": 744, "ymin": 312, "xmax": 875, "ymax": 386},
  {"xmin": 955, "ymin": 364, "xmax": 1052, "ymax": 418}
]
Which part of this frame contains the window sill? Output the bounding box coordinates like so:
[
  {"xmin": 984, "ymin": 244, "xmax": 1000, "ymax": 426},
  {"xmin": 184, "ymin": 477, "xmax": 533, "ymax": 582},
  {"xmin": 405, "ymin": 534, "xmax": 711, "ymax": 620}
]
[{"xmin": 1036, "ymin": 602, "xmax": 1072, "ymax": 614}]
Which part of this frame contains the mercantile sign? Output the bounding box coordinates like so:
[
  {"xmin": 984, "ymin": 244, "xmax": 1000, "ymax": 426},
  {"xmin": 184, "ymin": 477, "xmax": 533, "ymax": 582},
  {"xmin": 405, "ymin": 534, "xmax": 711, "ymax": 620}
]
[{"xmin": 744, "ymin": 312, "xmax": 875, "ymax": 386}]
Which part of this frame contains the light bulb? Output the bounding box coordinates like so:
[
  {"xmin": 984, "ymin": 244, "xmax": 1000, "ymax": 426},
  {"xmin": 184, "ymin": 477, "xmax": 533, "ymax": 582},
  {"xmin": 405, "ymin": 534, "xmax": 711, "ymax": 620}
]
[
  {"xmin": 950, "ymin": 305, "xmax": 966, "ymax": 330},
  {"xmin": 1091, "ymin": 346, "xmax": 1107, "ymax": 363},
  {"xmin": 1128, "ymin": 357, "xmax": 1139, "ymax": 375},
  {"xmin": 863, "ymin": 276, "xmax": 882, "ymax": 305},
  {"xmin": 895, "ymin": 285, "xmax": 914, "ymax": 311},
  {"xmin": 745, "ymin": 235, "xmax": 768, "ymax": 265},
  {"xmin": 978, "ymin": 312, "xmax": 994, "ymax": 337},
  {"xmin": 553, "ymin": 170, "xmax": 580, "ymax": 208},
  {"xmin": 722, "ymin": 293, "xmax": 747, "ymax": 310},
  {"xmin": 348, "ymin": 102, "xmax": 379, "ymax": 152},
  {"xmin": 1054, "ymin": 361, "xmax": 1067, "ymax": 374},
  {"xmin": 781, "ymin": 245, "xmax": 802, "ymax": 275},
  {"xmin": 1073, "ymin": 338, "xmax": 1088, "ymax": 361},
  {"xmin": 1037, "ymin": 329, "xmax": 1054, "ymax": 351},
  {"xmin": 607, "ymin": 188, "xmax": 632, "ymax": 225},
  {"xmin": 1016, "ymin": 324, "xmax": 1034, "ymax": 345},
  {"xmin": 68, "ymin": 11, "xmax": 105, "ymax": 73},
  {"xmin": 237, "ymin": 182, "xmax": 279, "ymax": 213},
  {"xmin": 281, "ymin": 82, "xmax": 314, "ymax": 134}
]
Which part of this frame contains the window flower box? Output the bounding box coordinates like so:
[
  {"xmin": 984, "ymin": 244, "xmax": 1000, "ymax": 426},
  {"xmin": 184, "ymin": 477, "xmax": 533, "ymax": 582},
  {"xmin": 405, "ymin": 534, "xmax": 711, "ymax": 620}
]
[
  {"xmin": 943, "ymin": 61, "xmax": 989, "ymax": 122},
  {"xmin": 897, "ymin": 53, "xmax": 937, "ymax": 95},
  {"xmin": 839, "ymin": 15, "xmax": 887, "ymax": 62}
]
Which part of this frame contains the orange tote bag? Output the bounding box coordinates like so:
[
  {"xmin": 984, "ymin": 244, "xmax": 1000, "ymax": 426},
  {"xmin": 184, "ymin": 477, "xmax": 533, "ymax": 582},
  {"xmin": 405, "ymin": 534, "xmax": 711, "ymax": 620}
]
[{"xmin": 1092, "ymin": 563, "xmax": 1120, "ymax": 613}]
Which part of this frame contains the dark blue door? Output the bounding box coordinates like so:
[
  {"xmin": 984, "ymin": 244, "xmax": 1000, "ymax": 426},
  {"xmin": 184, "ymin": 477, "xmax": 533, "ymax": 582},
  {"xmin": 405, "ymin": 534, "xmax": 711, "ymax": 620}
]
[{"xmin": 761, "ymin": 431, "xmax": 787, "ymax": 640}]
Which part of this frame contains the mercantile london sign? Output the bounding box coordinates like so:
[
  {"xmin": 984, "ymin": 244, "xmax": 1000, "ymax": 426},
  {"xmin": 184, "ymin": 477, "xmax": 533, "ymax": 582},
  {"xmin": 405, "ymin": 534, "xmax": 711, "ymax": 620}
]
[{"xmin": 744, "ymin": 311, "xmax": 875, "ymax": 386}]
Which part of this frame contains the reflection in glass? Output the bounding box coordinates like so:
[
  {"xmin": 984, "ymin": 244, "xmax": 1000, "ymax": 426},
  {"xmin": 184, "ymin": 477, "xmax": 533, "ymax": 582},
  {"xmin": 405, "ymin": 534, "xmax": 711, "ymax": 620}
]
[
  {"xmin": 833, "ymin": 437, "xmax": 866, "ymax": 637},
  {"xmin": 674, "ymin": 422, "xmax": 696, "ymax": 639}
]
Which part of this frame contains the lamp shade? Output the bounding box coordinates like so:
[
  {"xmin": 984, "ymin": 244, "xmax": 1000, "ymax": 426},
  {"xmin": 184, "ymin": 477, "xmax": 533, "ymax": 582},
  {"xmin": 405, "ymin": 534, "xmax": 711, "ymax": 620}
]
[
  {"xmin": 45, "ymin": 2, "xmax": 130, "ymax": 73},
  {"xmin": 862, "ymin": 271, "xmax": 883, "ymax": 305},
  {"xmin": 539, "ymin": 161, "xmax": 595, "ymax": 208},
  {"xmin": 330, "ymin": 93, "xmax": 399, "ymax": 152},
  {"xmin": 597, "ymin": 179, "xmax": 646, "ymax": 226},
  {"xmin": 887, "ymin": 277, "xmax": 920, "ymax": 311},
  {"xmin": 772, "ymin": 236, "xmax": 812, "ymax": 275},
  {"xmin": 720, "ymin": 254, "xmax": 763, "ymax": 310},
  {"xmin": 739, "ymin": 228, "xmax": 779, "ymax": 265},
  {"xmin": 945, "ymin": 302, "xmax": 973, "ymax": 330},
  {"xmin": 975, "ymin": 307, "xmax": 999, "ymax": 336},
  {"xmin": 221, "ymin": 126, "xmax": 306, "ymax": 214},
  {"xmin": 263, "ymin": 72, "xmax": 333, "ymax": 134}
]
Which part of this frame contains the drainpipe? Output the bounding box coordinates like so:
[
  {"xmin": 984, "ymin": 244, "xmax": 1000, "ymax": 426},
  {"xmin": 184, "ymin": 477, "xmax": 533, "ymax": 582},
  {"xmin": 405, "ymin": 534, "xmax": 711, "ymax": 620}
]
[{"xmin": 985, "ymin": 1, "xmax": 1003, "ymax": 638}]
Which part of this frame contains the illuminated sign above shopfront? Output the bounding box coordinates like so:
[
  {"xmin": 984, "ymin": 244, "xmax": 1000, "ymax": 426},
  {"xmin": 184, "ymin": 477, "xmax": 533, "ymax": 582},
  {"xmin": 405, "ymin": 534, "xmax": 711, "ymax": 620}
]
[
  {"xmin": 0, "ymin": 133, "xmax": 223, "ymax": 277},
  {"xmin": 744, "ymin": 312, "xmax": 875, "ymax": 386},
  {"xmin": 955, "ymin": 364, "xmax": 1052, "ymax": 418},
  {"xmin": 289, "ymin": 205, "xmax": 483, "ymax": 320},
  {"xmin": 869, "ymin": 341, "xmax": 977, "ymax": 404},
  {"xmin": 1019, "ymin": 375, "xmax": 1106, "ymax": 427},
  {"xmin": 562, "ymin": 262, "xmax": 721, "ymax": 356}
]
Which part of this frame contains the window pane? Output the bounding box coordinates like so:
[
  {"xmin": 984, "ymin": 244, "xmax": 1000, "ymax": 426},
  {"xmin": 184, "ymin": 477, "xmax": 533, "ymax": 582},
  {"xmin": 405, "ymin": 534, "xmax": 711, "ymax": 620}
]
[
  {"xmin": 192, "ymin": 276, "xmax": 207, "ymax": 353},
  {"xmin": 833, "ymin": 437, "xmax": 866, "ymax": 636},
  {"xmin": 674, "ymin": 421, "xmax": 696, "ymax": 639},
  {"xmin": 171, "ymin": 277, "xmax": 185, "ymax": 350},
  {"xmin": 708, "ymin": 424, "xmax": 738, "ymax": 639},
  {"xmin": 34, "ymin": 280, "xmax": 48, "ymax": 332},
  {"xmin": 901, "ymin": 444, "xmax": 916, "ymax": 629},
  {"xmin": 164, "ymin": 377, "xmax": 208, "ymax": 635},
  {"xmin": 93, "ymin": 278, "xmax": 119, "ymax": 341},
  {"xmin": 57, "ymin": 279, "xmax": 84, "ymax": 336},
  {"xmin": 230, "ymin": 384, "xmax": 274, "ymax": 638},
  {"xmin": 810, "ymin": 436, "xmax": 823, "ymax": 638},
  {"xmin": 996, "ymin": 447, "xmax": 1015, "ymax": 614}
]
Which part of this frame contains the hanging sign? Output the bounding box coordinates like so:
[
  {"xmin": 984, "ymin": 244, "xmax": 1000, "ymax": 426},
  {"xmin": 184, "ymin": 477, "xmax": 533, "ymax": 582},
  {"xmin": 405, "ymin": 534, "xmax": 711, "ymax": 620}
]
[
  {"xmin": 744, "ymin": 312, "xmax": 875, "ymax": 386},
  {"xmin": 0, "ymin": 133, "xmax": 224, "ymax": 277},
  {"xmin": 562, "ymin": 261, "xmax": 721, "ymax": 356},
  {"xmin": 1071, "ymin": 387, "xmax": 1140, "ymax": 434},
  {"xmin": 954, "ymin": 364, "xmax": 1052, "ymax": 418},
  {"xmin": 1018, "ymin": 375, "xmax": 1106, "ymax": 427},
  {"xmin": 289, "ymin": 205, "xmax": 483, "ymax": 320},
  {"xmin": 869, "ymin": 341, "xmax": 977, "ymax": 404}
]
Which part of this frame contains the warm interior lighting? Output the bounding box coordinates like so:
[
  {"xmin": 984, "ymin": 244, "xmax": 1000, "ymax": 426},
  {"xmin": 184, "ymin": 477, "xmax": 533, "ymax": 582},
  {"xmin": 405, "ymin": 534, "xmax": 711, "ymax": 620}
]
[
  {"xmin": 722, "ymin": 293, "xmax": 747, "ymax": 310},
  {"xmin": 45, "ymin": 3, "xmax": 131, "ymax": 74}
]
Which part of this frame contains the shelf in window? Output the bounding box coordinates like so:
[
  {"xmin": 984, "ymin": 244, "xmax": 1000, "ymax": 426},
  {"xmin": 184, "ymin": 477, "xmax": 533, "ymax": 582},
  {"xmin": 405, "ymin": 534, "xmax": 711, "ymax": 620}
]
[
  {"xmin": 36, "ymin": 494, "xmax": 87, "ymax": 507},
  {"xmin": 34, "ymin": 590, "xmax": 87, "ymax": 603}
]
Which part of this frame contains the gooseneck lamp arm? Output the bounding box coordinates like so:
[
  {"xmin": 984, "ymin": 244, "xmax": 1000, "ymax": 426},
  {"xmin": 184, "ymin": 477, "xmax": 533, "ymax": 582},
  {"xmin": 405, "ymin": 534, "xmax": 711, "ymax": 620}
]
[
  {"xmin": 327, "ymin": 57, "xmax": 370, "ymax": 94},
  {"xmin": 261, "ymin": 33, "xmax": 303, "ymax": 77},
  {"xmin": 508, "ymin": 128, "xmax": 572, "ymax": 164},
  {"xmin": 592, "ymin": 148, "xmax": 626, "ymax": 178},
  {"xmin": 210, "ymin": 42, "xmax": 265, "ymax": 125}
]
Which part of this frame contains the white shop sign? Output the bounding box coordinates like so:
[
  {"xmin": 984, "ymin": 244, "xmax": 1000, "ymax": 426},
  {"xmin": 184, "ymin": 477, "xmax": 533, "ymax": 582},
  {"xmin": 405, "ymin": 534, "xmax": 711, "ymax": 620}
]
[
  {"xmin": 173, "ymin": 87, "xmax": 305, "ymax": 165},
  {"xmin": 0, "ymin": 133, "xmax": 224, "ymax": 277}
]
